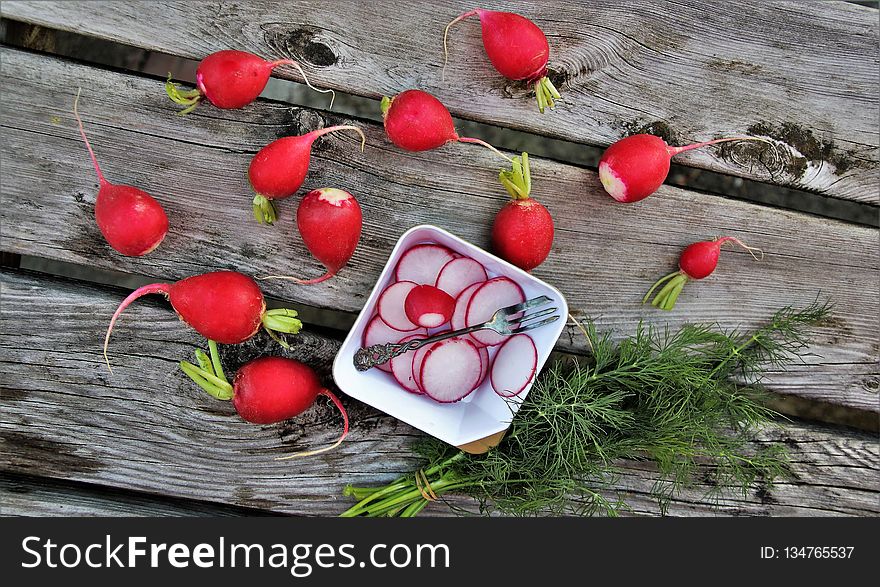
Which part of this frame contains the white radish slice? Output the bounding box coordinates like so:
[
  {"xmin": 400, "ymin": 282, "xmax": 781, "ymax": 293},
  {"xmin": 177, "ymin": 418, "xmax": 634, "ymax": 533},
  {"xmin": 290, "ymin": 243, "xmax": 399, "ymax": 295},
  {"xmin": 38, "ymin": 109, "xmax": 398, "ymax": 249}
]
[
  {"xmin": 419, "ymin": 338, "xmax": 482, "ymax": 403},
  {"xmin": 411, "ymin": 341, "xmax": 441, "ymax": 392},
  {"xmin": 391, "ymin": 334, "xmax": 427, "ymax": 393},
  {"xmin": 435, "ymin": 257, "xmax": 488, "ymax": 298},
  {"xmin": 465, "ymin": 277, "xmax": 526, "ymax": 346},
  {"xmin": 395, "ymin": 244, "xmax": 455, "ymax": 285},
  {"xmin": 377, "ymin": 280, "xmax": 419, "ymax": 331},
  {"xmin": 362, "ymin": 314, "xmax": 406, "ymax": 373},
  {"xmin": 450, "ymin": 282, "xmax": 486, "ymax": 347},
  {"xmin": 475, "ymin": 346, "xmax": 490, "ymax": 389},
  {"xmin": 490, "ymin": 334, "xmax": 537, "ymax": 397}
]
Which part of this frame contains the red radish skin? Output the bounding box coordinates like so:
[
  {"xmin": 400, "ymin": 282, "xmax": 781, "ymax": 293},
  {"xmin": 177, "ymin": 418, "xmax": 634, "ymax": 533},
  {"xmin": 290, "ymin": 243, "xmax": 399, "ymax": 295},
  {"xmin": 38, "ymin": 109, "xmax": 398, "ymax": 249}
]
[
  {"xmin": 435, "ymin": 257, "xmax": 488, "ymax": 298},
  {"xmin": 490, "ymin": 334, "xmax": 537, "ymax": 397},
  {"xmin": 249, "ymin": 127, "xmax": 366, "ymax": 224},
  {"xmin": 395, "ymin": 243, "xmax": 456, "ymax": 285},
  {"xmin": 165, "ymin": 50, "xmax": 334, "ymax": 114},
  {"xmin": 466, "ymin": 277, "xmax": 526, "ymax": 346},
  {"xmin": 418, "ymin": 338, "xmax": 482, "ymax": 403},
  {"xmin": 377, "ymin": 281, "xmax": 420, "ymax": 331},
  {"xmin": 73, "ymin": 90, "xmax": 168, "ymax": 257},
  {"xmin": 404, "ymin": 285, "xmax": 455, "ymax": 328},
  {"xmin": 390, "ymin": 334, "xmax": 428, "ymax": 393},
  {"xmin": 599, "ymin": 134, "xmax": 772, "ymax": 203},
  {"xmin": 443, "ymin": 10, "xmax": 561, "ymax": 113},
  {"xmin": 380, "ymin": 90, "xmax": 512, "ymax": 162},
  {"xmin": 180, "ymin": 352, "xmax": 348, "ymax": 458},
  {"xmin": 493, "ymin": 153, "xmax": 554, "ymax": 271},
  {"xmin": 259, "ymin": 188, "xmax": 362, "ymax": 285},
  {"xmin": 644, "ymin": 236, "xmax": 764, "ymax": 310},
  {"xmin": 104, "ymin": 271, "xmax": 302, "ymax": 369}
]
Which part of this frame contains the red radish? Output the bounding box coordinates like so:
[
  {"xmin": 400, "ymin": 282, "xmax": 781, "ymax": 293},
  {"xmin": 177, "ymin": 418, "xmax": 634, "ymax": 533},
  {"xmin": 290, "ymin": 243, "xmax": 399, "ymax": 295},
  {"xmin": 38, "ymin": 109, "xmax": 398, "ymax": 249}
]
[
  {"xmin": 249, "ymin": 127, "xmax": 366, "ymax": 224},
  {"xmin": 466, "ymin": 277, "xmax": 526, "ymax": 346},
  {"xmin": 419, "ymin": 338, "xmax": 483, "ymax": 403},
  {"xmin": 404, "ymin": 285, "xmax": 455, "ymax": 328},
  {"xmin": 390, "ymin": 334, "xmax": 428, "ymax": 393},
  {"xmin": 362, "ymin": 314, "xmax": 411, "ymax": 373},
  {"xmin": 411, "ymin": 341, "xmax": 441, "ymax": 392},
  {"xmin": 599, "ymin": 134, "xmax": 772, "ymax": 203},
  {"xmin": 165, "ymin": 50, "xmax": 334, "ymax": 114},
  {"xmin": 381, "ymin": 90, "xmax": 511, "ymax": 162},
  {"xmin": 443, "ymin": 10, "xmax": 561, "ymax": 113},
  {"xmin": 104, "ymin": 271, "xmax": 302, "ymax": 369},
  {"xmin": 493, "ymin": 154, "xmax": 553, "ymax": 271},
  {"xmin": 643, "ymin": 236, "xmax": 764, "ymax": 310},
  {"xmin": 395, "ymin": 243, "xmax": 456, "ymax": 285},
  {"xmin": 435, "ymin": 257, "xmax": 488, "ymax": 297},
  {"xmin": 490, "ymin": 334, "xmax": 537, "ymax": 397},
  {"xmin": 180, "ymin": 348, "xmax": 347, "ymax": 458},
  {"xmin": 377, "ymin": 281, "xmax": 420, "ymax": 331},
  {"xmin": 259, "ymin": 188, "xmax": 362, "ymax": 284},
  {"xmin": 73, "ymin": 90, "xmax": 169, "ymax": 257}
]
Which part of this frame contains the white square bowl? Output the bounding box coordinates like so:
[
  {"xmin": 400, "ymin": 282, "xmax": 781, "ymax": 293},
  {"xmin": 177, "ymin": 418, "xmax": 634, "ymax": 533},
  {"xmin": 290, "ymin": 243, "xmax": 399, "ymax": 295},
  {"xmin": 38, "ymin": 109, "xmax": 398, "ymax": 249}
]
[{"xmin": 332, "ymin": 225, "xmax": 568, "ymax": 448}]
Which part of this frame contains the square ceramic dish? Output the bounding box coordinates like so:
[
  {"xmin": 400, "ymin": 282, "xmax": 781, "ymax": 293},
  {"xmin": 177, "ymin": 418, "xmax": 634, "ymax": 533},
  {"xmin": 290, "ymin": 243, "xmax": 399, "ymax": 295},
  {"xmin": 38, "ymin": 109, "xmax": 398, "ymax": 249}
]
[{"xmin": 332, "ymin": 225, "xmax": 568, "ymax": 448}]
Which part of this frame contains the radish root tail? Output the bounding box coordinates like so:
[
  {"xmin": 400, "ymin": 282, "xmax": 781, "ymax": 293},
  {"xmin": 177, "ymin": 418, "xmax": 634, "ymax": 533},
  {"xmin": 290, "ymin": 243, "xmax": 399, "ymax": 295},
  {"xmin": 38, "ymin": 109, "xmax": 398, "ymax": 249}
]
[
  {"xmin": 276, "ymin": 389, "xmax": 349, "ymax": 459},
  {"xmin": 104, "ymin": 283, "xmax": 172, "ymax": 372},
  {"xmin": 717, "ymin": 236, "xmax": 765, "ymax": 261},
  {"xmin": 442, "ymin": 10, "xmax": 479, "ymax": 81},
  {"xmin": 271, "ymin": 59, "xmax": 336, "ymax": 110}
]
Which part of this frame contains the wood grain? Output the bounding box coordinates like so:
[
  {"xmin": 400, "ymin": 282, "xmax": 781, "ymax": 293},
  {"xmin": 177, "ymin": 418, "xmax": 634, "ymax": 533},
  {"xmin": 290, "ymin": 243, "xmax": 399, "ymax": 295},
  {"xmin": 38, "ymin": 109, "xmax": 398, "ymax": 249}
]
[
  {"xmin": 1, "ymin": 48, "xmax": 876, "ymax": 413},
  {"xmin": 2, "ymin": 0, "xmax": 877, "ymax": 203},
  {"xmin": 2, "ymin": 270, "xmax": 878, "ymax": 516}
]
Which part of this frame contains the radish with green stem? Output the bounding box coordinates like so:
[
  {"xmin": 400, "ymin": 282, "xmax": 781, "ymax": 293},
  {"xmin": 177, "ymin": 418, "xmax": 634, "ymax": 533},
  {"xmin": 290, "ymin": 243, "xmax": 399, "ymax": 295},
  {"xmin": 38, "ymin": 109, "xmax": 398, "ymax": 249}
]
[
  {"xmin": 249, "ymin": 128, "xmax": 366, "ymax": 225},
  {"xmin": 443, "ymin": 9, "xmax": 561, "ymax": 113},
  {"xmin": 104, "ymin": 271, "xmax": 302, "ymax": 369},
  {"xmin": 180, "ymin": 344, "xmax": 348, "ymax": 458},
  {"xmin": 165, "ymin": 50, "xmax": 334, "ymax": 115},
  {"xmin": 644, "ymin": 237, "xmax": 764, "ymax": 310},
  {"xmin": 73, "ymin": 89, "xmax": 169, "ymax": 257},
  {"xmin": 599, "ymin": 134, "xmax": 774, "ymax": 203}
]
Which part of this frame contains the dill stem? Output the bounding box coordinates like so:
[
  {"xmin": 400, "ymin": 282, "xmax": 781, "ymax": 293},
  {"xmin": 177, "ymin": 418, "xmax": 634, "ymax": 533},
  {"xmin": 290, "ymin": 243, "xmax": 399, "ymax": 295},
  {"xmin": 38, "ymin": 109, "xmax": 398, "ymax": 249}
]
[{"xmin": 708, "ymin": 333, "xmax": 760, "ymax": 379}]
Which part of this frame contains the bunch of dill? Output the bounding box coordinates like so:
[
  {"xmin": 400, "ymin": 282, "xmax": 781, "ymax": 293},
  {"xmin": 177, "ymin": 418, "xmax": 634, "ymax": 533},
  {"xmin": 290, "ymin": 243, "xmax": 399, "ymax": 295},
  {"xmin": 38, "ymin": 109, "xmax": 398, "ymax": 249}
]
[{"xmin": 340, "ymin": 301, "xmax": 830, "ymax": 517}]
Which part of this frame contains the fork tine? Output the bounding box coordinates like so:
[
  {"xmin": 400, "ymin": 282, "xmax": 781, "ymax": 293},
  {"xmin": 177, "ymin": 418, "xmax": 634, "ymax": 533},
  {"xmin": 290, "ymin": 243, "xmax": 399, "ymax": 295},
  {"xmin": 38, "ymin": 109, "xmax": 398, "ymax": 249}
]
[
  {"xmin": 512, "ymin": 306, "xmax": 558, "ymax": 325},
  {"xmin": 510, "ymin": 315, "xmax": 560, "ymax": 334},
  {"xmin": 500, "ymin": 295, "xmax": 552, "ymax": 316}
]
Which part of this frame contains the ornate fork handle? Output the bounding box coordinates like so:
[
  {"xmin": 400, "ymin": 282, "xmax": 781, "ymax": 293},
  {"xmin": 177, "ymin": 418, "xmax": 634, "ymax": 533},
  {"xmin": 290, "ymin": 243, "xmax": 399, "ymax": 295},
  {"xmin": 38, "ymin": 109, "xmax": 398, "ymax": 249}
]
[{"xmin": 354, "ymin": 339, "xmax": 424, "ymax": 372}]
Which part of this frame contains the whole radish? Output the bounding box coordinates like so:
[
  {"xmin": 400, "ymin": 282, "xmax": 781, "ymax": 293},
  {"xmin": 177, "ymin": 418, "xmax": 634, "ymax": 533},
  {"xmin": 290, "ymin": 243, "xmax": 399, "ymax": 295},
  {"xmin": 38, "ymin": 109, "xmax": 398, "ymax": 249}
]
[
  {"xmin": 104, "ymin": 271, "xmax": 303, "ymax": 368},
  {"xmin": 492, "ymin": 153, "xmax": 554, "ymax": 271},
  {"xmin": 643, "ymin": 237, "xmax": 764, "ymax": 310},
  {"xmin": 73, "ymin": 90, "xmax": 169, "ymax": 256},
  {"xmin": 249, "ymin": 126, "xmax": 366, "ymax": 224},
  {"xmin": 381, "ymin": 89, "xmax": 511, "ymax": 162},
  {"xmin": 260, "ymin": 188, "xmax": 362, "ymax": 284},
  {"xmin": 599, "ymin": 133, "xmax": 772, "ymax": 203},
  {"xmin": 165, "ymin": 50, "xmax": 334, "ymax": 115},
  {"xmin": 180, "ymin": 346, "xmax": 348, "ymax": 458},
  {"xmin": 443, "ymin": 10, "xmax": 561, "ymax": 113}
]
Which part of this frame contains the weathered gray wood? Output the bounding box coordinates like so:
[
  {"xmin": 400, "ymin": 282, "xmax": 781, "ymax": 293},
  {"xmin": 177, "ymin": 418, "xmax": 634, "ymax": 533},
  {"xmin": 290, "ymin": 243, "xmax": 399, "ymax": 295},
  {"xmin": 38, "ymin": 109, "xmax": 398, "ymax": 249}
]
[
  {"xmin": 2, "ymin": 270, "xmax": 878, "ymax": 516},
  {"xmin": 1, "ymin": 48, "xmax": 876, "ymax": 413},
  {"xmin": 0, "ymin": 473, "xmax": 271, "ymax": 516},
  {"xmin": 2, "ymin": 0, "xmax": 877, "ymax": 203}
]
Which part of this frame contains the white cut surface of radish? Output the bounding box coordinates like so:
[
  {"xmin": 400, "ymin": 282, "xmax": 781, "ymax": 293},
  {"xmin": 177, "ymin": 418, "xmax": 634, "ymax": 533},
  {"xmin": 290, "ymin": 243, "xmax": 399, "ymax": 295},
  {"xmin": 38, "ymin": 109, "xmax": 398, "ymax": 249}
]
[
  {"xmin": 411, "ymin": 341, "xmax": 440, "ymax": 391},
  {"xmin": 435, "ymin": 257, "xmax": 488, "ymax": 298},
  {"xmin": 466, "ymin": 277, "xmax": 526, "ymax": 346},
  {"xmin": 490, "ymin": 334, "xmax": 537, "ymax": 397},
  {"xmin": 476, "ymin": 346, "xmax": 490, "ymax": 388},
  {"xmin": 391, "ymin": 334, "xmax": 427, "ymax": 393},
  {"xmin": 419, "ymin": 339, "xmax": 482, "ymax": 403},
  {"xmin": 451, "ymin": 282, "xmax": 482, "ymax": 331},
  {"xmin": 377, "ymin": 280, "xmax": 419, "ymax": 331},
  {"xmin": 362, "ymin": 314, "xmax": 406, "ymax": 373},
  {"xmin": 395, "ymin": 244, "xmax": 455, "ymax": 285}
]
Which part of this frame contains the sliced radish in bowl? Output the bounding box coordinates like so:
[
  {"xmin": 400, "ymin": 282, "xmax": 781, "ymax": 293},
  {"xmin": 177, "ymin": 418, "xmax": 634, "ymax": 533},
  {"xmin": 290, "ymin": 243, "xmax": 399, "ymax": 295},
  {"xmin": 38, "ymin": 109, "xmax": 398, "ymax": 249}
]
[
  {"xmin": 377, "ymin": 280, "xmax": 420, "ymax": 331},
  {"xmin": 465, "ymin": 277, "xmax": 526, "ymax": 346},
  {"xmin": 435, "ymin": 257, "xmax": 488, "ymax": 298},
  {"xmin": 411, "ymin": 341, "xmax": 441, "ymax": 392},
  {"xmin": 390, "ymin": 334, "xmax": 427, "ymax": 393},
  {"xmin": 395, "ymin": 243, "xmax": 455, "ymax": 285},
  {"xmin": 419, "ymin": 338, "xmax": 482, "ymax": 403},
  {"xmin": 490, "ymin": 334, "xmax": 537, "ymax": 397},
  {"xmin": 405, "ymin": 285, "xmax": 454, "ymax": 328},
  {"xmin": 362, "ymin": 314, "xmax": 409, "ymax": 373}
]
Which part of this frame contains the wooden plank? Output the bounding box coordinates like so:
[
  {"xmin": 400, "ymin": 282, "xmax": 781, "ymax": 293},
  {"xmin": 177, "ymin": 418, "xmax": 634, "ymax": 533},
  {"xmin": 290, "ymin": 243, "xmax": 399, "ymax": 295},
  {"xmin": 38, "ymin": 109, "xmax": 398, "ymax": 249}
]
[
  {"xmin": 1, "ymin": 48, "xmax": 876, "ymax": 414},
  {"xmin": 0, "ymin": 473, "xmax": 270, "ymax": 516},
  {"xmin": 2, "ymin": 0, "xmax": 877, "ymax": 204},
  {"xmin": 2, "ymin": 270, "xmax": 877, "ymax": 516}
]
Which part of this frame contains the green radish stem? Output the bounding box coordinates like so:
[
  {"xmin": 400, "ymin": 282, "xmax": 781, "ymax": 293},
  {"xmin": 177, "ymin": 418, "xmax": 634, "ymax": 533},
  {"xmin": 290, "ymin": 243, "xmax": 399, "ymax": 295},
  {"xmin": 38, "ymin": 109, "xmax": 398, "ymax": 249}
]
[
  {"xmin": 165, "ymin": 73, "xmax": 203, "ymax": 115},
  {"xmin": 253, "ymin": 194, "xmax": 278, "ymax": 225},
  {"xmin": 498, "ymin": 152, "xmax": 532, "ymax": 200},
  {"xmin": 535, "ymin": 76, "xmax": 561, "ymax": 114},
  {"xmin": 261, "ymin": 308, "xmax": 303, "ymax": 349}
]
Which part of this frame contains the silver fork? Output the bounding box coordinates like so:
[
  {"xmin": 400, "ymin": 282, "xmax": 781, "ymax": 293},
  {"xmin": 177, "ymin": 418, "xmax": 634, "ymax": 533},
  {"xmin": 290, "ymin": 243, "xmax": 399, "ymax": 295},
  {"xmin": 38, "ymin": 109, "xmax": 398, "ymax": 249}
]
[{"xmin": 353, "ymin": 296, "xmax": 559, "ymax": 371}]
